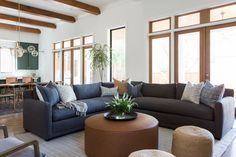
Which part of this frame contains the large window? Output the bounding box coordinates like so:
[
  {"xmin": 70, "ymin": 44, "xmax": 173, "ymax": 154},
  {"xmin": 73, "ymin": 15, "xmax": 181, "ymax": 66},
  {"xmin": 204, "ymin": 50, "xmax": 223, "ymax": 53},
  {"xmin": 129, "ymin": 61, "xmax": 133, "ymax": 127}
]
[
  {"xmin": 83, "ymin": 47, "xmax": 93, "ymax": 84},
  {"xmin": 0, "ymin": 48, "xmax": 14, "ymax": 73},
  {"xmin": 110, "ymin": 27, "xmax": 126, "ymax": 80},
  {"xmin": 176, "ymin": 30, "xmax": 201, "ymax": 83},
  {"xmin": 150, "ymin": 34, "xmax": 170, "ymax": 83},
  {"xmin": 53, "ymin": 35, "xmax": 93, "ymax": 85}
]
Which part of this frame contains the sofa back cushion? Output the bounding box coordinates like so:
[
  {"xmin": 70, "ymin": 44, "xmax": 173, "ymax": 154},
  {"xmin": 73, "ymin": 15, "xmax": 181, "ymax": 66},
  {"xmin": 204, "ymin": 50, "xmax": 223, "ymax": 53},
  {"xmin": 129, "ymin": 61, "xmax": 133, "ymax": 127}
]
[
  {"xmin": 102, "ymin": 82, "xmax": 114, "ymax": 88},
  {"xmin": 142, "ymin": 83, "xmax": 176, "ymax": 99},
  {"xmin": 73, "ymin": 82, "xmax": 101, "ymax": 100},
  {"xmin": 176, "ymin": 83, "xmax": 186, "ymax": 99}
]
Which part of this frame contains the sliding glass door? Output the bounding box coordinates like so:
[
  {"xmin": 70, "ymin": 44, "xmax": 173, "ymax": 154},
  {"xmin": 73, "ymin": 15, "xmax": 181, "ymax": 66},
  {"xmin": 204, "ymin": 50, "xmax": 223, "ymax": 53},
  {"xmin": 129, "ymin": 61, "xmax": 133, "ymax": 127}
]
[{"xmin": 206, "ymin": 23, "xmax": 236, "ymax": 90}]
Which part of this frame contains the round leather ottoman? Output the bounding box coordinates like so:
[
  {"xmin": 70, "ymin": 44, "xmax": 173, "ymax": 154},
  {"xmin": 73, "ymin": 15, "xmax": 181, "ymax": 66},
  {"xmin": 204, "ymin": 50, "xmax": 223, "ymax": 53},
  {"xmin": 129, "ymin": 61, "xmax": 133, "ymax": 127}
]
[
  {"xmin": 171, "ymin": 126, "xmax": 214, "ymax": 157},
  {"xmin": 129, "ymin": 149, "xmax": 175, "ymax": 157},
  {"xmin": 85, "ymin": 113, "xmax": 158, "ymax": 157}
]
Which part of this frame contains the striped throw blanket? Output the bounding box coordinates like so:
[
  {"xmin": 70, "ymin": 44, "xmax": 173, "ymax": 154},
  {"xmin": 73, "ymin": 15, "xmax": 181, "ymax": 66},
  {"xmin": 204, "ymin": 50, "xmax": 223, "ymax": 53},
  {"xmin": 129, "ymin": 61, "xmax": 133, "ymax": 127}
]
[{"xmin": 57, "ymin": 101, "xmax": 88, "ymax": 116}]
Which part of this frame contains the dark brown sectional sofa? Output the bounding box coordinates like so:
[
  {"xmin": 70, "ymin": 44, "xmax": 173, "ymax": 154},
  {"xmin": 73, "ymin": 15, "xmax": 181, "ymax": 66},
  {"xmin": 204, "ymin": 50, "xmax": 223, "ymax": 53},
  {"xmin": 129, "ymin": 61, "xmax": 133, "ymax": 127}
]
[{"xmin": 23, "ymin": 82, "xmax": 235, "ymax": 140}]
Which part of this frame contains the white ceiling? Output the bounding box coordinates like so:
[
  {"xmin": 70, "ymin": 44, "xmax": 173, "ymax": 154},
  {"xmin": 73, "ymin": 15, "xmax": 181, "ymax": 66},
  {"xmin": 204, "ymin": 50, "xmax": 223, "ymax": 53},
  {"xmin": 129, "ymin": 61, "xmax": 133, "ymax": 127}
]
[{"xmin": 0, "ymin": 0, "xmax": 121, "ymax": 29}]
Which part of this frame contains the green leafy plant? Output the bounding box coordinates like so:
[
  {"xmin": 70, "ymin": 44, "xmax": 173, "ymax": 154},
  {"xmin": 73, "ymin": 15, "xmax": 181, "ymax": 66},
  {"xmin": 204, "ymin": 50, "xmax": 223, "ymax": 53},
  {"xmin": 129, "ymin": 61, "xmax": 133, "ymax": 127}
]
[
  {"xmin": 90, "ymin": 43, "xmax": 110, "ymax": 82},
  {"xmin": 107, "ymin": 93, "xmax": 138, "ymax": 116}
]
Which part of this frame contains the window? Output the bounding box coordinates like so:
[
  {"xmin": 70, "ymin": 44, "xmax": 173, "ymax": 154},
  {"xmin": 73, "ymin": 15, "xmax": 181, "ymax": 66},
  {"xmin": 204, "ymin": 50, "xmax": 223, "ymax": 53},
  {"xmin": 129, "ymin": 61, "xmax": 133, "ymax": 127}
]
[
  {"xmin": 73, "ymin": 49, "xmax": 82, "ymax": 84},
  {"xmin": 150, "ymin": 34, "xmax": 170, "ymax": 83},
  {"xmin": 54, "ymin": 52, "xmax": 62, "ymax": 82},
  {"xmin": 53, "ymin": 35, "xmax": 94, "ymax": 84},
  {"xmin": 83, "ymin": 47, "xmax": 93, "ymax": 84},
  {"xmin": 63, "ymin": 40, "xmax": 71, "ymax": 48},
  {"xmin": 84, "ymin": 36, "xmax": 93, "ymax": 45},
  {"xmin": 0, "ymin": 48, "xmax": 14, "ymax": 72},
  {"xmin": 176, "ymin": 30, "xmax": 201, "ymax": 83},
  {"xmin": 63, "ymin": 50, "xmax": 72, "ymax": 85},
  {"xmin": 150, "ymin": 18, "xmax": 170, "ymax": 33},
  {"xmin": 110, "ymin": 27, "xmax": 126, "ymax": 80},
  {"xmin": 207, "ymin": 24, "xmax": 236, "ymax": 93},
  {"xmin": 177, "ymin": 12, "xmax": 200, "ymax": 28},
  {"xmin": 210, "ymin": 4, "xmax": 236, "ymax": 22},
  {"xmin": 73, "ymin": 38, "xmax": 81, "ymax": 47}
]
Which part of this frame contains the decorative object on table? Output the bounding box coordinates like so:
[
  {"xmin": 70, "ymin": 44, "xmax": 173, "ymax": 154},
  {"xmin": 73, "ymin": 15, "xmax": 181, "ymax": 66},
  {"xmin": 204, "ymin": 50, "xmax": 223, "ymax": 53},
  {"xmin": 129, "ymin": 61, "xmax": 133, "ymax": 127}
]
[
  {"xmin": 13, "ymin": 0, "xmax": 38, "ymax": 58},
  {"xmin": 89, "ymin": 43, "xmax": 110, "ymax": 82},
  {"xmin": 113, "ymin": 78, "xmax": 130, "ymax": 95},
  {"xmin": 105, "ymin": 93, "xmax": 137, "ymax": 120}
]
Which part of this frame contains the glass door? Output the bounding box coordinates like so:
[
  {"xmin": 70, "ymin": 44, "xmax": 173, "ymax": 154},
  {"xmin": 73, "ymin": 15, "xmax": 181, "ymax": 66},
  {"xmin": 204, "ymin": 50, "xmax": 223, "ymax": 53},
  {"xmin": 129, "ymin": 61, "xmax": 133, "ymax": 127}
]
[
  {"xmin": 175, "ymin": 28, "xmax": 204, "ymax": 83},
  {"xmin": 206, "ymin": 23, "xmax": 236, "ymax": 90},
  {"xmin": 63, "ymin": 50, "xmax": 72, "ymax": 85}
]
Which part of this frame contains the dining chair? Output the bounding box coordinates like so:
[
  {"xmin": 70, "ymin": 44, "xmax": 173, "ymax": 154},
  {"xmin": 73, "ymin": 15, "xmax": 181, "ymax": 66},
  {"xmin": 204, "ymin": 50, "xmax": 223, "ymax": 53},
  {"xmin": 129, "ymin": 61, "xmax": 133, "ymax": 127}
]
[{"xmin": 0, "ymin": 125, "xmax": 44, "ymax": 157}]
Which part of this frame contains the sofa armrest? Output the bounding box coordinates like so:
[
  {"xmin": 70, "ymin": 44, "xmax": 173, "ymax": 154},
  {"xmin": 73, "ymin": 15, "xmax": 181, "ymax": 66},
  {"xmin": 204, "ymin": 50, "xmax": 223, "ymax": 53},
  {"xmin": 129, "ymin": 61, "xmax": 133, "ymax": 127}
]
[
  {"xmin": 214, "ymin": 97, "xmax": 235, "ymax": 139},
  {"xmin": 23, "ymin": 99, "xmax": 53, "ymax": 140}
]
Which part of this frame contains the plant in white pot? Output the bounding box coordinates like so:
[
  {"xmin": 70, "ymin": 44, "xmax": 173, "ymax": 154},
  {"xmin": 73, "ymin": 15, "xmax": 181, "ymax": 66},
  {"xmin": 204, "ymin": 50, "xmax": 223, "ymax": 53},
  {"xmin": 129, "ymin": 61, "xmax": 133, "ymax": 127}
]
[{"xmin": 90, "ymin": 43, "xmax": 110, "ymax": 82}]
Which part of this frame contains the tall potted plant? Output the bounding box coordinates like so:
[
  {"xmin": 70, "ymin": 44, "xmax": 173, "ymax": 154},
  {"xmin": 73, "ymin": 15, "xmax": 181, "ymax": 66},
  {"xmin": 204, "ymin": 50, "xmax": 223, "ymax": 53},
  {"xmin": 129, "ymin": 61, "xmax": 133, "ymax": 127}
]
[{"xmin": 90, "ymin": 43, "xmax": 110, "ymax": 82}]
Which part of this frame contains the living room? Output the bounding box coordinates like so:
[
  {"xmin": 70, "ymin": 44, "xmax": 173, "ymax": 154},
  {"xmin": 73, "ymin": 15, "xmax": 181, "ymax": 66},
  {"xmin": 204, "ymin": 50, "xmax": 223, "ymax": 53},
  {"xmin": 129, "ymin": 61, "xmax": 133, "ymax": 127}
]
[{"xmin": 0, "ymin": 0, "xmax": 236, "ymax": 157}]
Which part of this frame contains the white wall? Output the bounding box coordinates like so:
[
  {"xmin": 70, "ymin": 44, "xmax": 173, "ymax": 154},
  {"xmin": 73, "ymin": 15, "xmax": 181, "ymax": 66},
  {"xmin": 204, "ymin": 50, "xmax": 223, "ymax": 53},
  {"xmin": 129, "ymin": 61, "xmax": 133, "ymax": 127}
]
[
  {"xmin": 38, "ymin": 0, "xmax": 234, "ymax": 82},
  {"xmin": 0, "ymin": 29, "xmax": 40, "ymax": 79}
]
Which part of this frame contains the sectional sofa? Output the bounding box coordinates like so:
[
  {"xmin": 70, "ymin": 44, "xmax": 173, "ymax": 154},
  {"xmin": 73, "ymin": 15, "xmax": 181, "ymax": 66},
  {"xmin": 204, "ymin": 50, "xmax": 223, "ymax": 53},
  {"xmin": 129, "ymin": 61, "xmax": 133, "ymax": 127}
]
[{"xmin": 23, "ymin": 82, "xmax": 235, "ymax": 140}]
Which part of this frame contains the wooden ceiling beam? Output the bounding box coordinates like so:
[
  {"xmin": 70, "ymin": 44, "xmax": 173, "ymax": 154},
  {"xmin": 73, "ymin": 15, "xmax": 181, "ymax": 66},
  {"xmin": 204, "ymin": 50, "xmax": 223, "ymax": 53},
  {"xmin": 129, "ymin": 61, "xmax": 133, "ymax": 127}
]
[
  {"xmin": 0, "ymin": 13, "xmax": 56, "ymax": 29},
  {"xmin": 54, "ymin": 0, "xmax": 101, "ymax": 15},
  {"xmin": 0, "ymin": 23, "xmax": 41, "ymax": 34},
  {"xmin": 0, "ymin": 0, "xmax": 76, "ymax": 23}
]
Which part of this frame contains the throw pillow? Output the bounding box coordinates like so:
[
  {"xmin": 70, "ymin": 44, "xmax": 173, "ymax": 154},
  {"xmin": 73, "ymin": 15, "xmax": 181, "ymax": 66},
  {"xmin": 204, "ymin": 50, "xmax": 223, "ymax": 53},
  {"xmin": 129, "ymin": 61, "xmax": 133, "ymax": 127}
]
[
  {"xmin": 113, "ymin": 78, "xmax": 130, "ymax": 95},
  {"xmin": 101, "ymin": 86, "xmax": 118, "ymax": 97},
  {"xmin": 200, "ymin": 81, "xmax": 225, "ymax": 108},
  {"xmin": 127, "ymin": 83, "xmax": 143, "ymax": 98},
  {"xmin": 181, "ymin": 82, "xmax": 204, "ymax": 104},
  {"xmin": 35, "ymin": 81, "xmax": 60, "ymax": 106},
  {"xmin": 56, "ymin": 85, "xmax": 77, "ymax": 103}
]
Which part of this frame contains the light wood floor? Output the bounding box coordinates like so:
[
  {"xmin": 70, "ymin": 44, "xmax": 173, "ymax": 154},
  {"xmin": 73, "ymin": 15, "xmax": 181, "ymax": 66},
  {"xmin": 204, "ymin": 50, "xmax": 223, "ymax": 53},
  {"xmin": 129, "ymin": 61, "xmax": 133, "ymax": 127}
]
[{"xmin": 0, "ymin": 113, "xmax": 235, "ymax": 157}]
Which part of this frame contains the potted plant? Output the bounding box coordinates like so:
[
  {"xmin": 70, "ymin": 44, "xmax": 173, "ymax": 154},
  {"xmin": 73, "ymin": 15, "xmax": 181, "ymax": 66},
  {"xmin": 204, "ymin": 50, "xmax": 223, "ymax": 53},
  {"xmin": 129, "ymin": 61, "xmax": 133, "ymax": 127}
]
[
  {"xmin": 90, "ymin": 43, "xmax": 110, "ymax": 82},
  {"xmin": 107, "ymin": 93, "xmax": 137, "ymax": 118}
]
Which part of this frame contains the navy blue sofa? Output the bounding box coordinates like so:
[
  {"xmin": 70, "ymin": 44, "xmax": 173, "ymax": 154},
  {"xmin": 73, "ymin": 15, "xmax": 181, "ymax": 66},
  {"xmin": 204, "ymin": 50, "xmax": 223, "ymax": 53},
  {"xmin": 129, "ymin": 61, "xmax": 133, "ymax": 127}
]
[{"xmin": 23, "ymin": 82, "xmax": 235, "ymax": 140}]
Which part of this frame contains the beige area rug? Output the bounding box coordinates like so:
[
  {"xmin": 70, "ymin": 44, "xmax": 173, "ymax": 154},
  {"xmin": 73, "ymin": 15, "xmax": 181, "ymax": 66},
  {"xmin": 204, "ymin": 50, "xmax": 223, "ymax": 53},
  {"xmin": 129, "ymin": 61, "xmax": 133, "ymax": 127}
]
[{"xmin": 15, "ymin": 127, "xmax": 236, "ymax": 157}]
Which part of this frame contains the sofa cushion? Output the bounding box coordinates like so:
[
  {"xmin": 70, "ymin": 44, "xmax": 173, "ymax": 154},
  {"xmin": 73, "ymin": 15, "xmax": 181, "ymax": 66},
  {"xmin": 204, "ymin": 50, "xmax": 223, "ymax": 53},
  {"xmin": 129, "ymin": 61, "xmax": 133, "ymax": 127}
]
[
  {"xmin": 73, "ymin": 82, "xmax": 101, "ymax": 100},
  {"xmin": 81, "ymin": 97, "xmax": 113, "ymax": 114},
  {"xmin": 102, "ymin": 82, "xmax": 114, "ymax": 88},
  {"xmin": 127, "ymin": 83, "xmax": 143, "ymax": 98},
  {"xmin": 55, "ymin": 85, "xmax": 77, "ymax": 103},
  {"xmin": 101, "ymin": 86, "xmax": 118, "ymax": 97},
  {"xmin": 181, "ymin": 82, "xmax": 204, "ymax": 104},
  {"xmin": 52, "ymin": 107, "xmax": 76, "ymax": 121},
  {"xmin": 142, "ymin": 83, "xmax": 176, "ymax": 99},
  {"xmin": 176, "ymin": 83, "xmax": 186, "ymax": 99},
  {"xmin": 134, "ymin": 97, "xmax": 214, "ymax": 121}
]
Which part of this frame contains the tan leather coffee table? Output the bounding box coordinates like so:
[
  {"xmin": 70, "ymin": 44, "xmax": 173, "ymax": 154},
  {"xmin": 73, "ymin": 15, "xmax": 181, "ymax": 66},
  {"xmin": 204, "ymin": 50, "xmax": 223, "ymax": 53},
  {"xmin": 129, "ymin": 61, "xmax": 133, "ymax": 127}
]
[{"xmin": 85, "ymin": 112, "xmax": 158, "ymax": 157}]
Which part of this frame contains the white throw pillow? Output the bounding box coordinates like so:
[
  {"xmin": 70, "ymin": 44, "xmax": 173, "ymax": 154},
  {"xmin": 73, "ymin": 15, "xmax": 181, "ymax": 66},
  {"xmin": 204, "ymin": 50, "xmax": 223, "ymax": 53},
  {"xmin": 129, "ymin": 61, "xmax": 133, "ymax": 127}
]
[
  {"xmin": 56, "ymin": 85, "xmax": 77, "ymax": 103},
  {"xmin": 181, "ymin": 82, "xmax": 204, "ymax": 104}
]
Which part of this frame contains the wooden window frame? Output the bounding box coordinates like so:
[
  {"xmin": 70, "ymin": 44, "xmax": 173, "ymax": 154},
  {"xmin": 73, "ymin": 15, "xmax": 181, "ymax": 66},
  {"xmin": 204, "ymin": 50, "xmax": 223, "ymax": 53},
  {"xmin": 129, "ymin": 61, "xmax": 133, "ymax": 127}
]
[
  {"xmin": 149, "ymin": 17, "xmax": 171, "ymax": 33},
  {"xmin": 149, "ymin": 33, "xmax": 171, "ymax": 83},
  {"xmin": 174, "ymin": 28, "xmax": 206, "ymax": 83}
]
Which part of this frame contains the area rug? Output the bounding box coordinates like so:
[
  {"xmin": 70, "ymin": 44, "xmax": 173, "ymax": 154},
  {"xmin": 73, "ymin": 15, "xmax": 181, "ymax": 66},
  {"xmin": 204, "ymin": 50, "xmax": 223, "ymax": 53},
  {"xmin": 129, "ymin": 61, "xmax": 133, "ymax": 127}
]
[{"xmin": 15, "ymin": 127, "xmax": 236, "ymax": 157}]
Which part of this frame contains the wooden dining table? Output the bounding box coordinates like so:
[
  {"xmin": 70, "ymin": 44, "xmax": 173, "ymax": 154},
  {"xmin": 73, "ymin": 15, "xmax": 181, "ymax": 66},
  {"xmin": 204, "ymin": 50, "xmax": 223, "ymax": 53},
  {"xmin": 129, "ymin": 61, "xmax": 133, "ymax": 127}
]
[{"xmin": 0, "ymin": 82, "xmax": 48, "ymax": 110}]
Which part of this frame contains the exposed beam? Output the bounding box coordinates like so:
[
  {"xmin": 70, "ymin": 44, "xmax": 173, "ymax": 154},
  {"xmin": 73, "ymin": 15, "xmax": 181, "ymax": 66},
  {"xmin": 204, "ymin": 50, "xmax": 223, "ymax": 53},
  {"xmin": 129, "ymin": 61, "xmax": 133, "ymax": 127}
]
[
  {"xmin": 0, "ymin": 13, "xmax": 56, "ymax": 29},
  {"xmin": 0, "ymin": 0, "xmax": 76, "ymax": 23},
  {"xmin": 54, "ymin": 0, "xmax": 101, "ymax": 15},
  {"xmin": 0, "ymin": 23, "xmax": 41, "ymax": 34}
]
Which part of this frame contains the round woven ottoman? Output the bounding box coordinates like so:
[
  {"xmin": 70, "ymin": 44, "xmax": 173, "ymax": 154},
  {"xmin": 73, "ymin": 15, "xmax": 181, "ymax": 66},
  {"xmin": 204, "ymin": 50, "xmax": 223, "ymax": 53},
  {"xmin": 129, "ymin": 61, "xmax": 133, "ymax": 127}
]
[
  {"xmin": 129, "ymin": 149, "xmax": 175, "ymax": 157},
  {"xmin": 171, "ymin": 126, "xmax": 214, "ymax": 157},
  {"xmin": 85, "ymin": 113, "xmax": 158, "ymax": 157}
]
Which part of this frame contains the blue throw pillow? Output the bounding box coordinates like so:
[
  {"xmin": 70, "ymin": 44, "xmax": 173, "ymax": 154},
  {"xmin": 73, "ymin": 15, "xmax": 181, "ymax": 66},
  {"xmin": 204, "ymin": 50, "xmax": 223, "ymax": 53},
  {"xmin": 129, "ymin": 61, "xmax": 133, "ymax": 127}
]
[
  {"xmin": 127, "ymin": 83, "xmax": 143, "ymax": 98},
  {"xmin": 36, "ymin": 81, "xmax": 60, "ymax": 106}
]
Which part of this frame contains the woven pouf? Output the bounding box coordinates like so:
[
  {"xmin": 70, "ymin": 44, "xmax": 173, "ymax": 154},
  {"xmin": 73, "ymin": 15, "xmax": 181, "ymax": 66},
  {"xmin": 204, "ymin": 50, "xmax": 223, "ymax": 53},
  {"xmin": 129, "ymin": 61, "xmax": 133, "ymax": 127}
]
[
  {"xmin": 129, "ymin": 149, "xmax": 175, "ymax": 157},
  {"xmin": 171, "ymin": 126, "xmax": 214, "ymax": 157}
]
